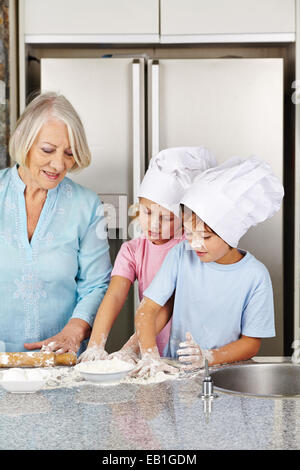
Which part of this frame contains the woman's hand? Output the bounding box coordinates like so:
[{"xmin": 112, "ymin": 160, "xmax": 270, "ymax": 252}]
[{"xmin": 24, "ymin": 318, "xmax": 91, "ymax": 354}]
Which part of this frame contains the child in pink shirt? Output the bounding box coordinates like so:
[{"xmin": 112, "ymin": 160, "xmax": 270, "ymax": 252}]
[
  {"xmin": 79, "ymin": 146, "xmax": 217, "ymax": 364},
  {"xmin": 110, "ymin": 207, "xmax": 185, "ymax": 355}
]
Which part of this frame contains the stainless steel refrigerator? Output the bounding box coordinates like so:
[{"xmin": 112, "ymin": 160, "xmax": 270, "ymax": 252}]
[{"xmin": 41, "ymin": 57, "xmax": 284, "ymax": 355}]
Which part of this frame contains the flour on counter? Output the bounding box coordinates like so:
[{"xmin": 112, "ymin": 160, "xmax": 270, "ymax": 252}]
[
  {"xmin": 121, "ymin": 369, "xmax": 179, "ymax": 385},
  {"xmin": 0, "ymin": 366, "xmax": 83, "ymax": 389},
  {"xmin": 0, "ymin": 359, "xmax": 183, "ymax": 390},
  {"xmin": 74, "ymin": 358, "xmax": 180, "ymax": 385},
  {"xmin": 43, "ymin": 366, "xmax": 84, "ymax": 389},
  {"xmin": 42, "ymin": 364, "xmax": 180, "ymax": 388}
]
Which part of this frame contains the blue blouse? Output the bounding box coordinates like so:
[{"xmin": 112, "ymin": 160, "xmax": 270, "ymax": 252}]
[{"xmin": 0, "ymin": 165, "xmax": 112, "ymax": 352}]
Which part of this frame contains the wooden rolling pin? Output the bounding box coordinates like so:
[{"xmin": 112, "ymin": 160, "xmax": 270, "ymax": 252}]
[{"xmin": 0, "ymin": 352, "xmax": 77, "ymax": 368}]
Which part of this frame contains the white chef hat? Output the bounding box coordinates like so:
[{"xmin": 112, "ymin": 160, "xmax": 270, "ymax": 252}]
[
  {"xmin": 181, "ymin": 156, "xmax": 284, "ymax": 248},
  {"xmin": 138, "ymin": 146, "xmax": 217, "ymax": 216}
]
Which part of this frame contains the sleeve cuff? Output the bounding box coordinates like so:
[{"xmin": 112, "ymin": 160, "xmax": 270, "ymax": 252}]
[
  {"xmin": 143, "ymin": 290, "xmax": 165, "ymax": 307},
  {"xmin": 71, "ymin": 312, "xmax": 95, "ymax": 328},
  {"xmin": 242, "ymin": 330, "xmax": 276, "ymax": 338}
]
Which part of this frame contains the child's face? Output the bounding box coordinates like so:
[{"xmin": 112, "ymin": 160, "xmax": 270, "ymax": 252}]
[
  {"xmin": 184, "ymin": 212, "xmax": 231, "ymax": 263},
  {"xmin": 139, "ymin": 198, "xmax": 182, "ymax": 244}
]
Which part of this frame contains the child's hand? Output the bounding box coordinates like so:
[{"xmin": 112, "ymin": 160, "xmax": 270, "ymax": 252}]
[
  {"xmin": 77, "ymin": 344, "xmax": 108, "ymax": 363},
  {"xmin": 128, "ymin": 348, "xmax": 178, "ymax": 379},
  {"xmin": 177, "ymin": 332, "xmax": 207, "ymax": 370},
  {"xmin": 107, "ymin": 347, "xmax": 139, "ymax": 366}
]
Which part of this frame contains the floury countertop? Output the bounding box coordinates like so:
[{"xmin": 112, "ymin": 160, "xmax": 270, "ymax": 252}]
[{"xmin": 0, "ymin": 357, "xmax": 299, "ymax": 450}]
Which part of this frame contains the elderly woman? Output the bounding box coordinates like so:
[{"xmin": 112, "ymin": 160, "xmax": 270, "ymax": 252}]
[{"xmin": 0, "ymin": 92, "xmax": 112, "ymax": 354}]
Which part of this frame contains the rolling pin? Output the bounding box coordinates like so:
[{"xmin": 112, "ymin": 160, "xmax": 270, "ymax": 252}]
[{"xmin": 0, "ymin": 351, "xmax": 77, "ymax": 368}]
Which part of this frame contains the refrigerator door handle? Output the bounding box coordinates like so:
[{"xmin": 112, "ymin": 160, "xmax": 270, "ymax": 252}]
[
  {"xmin": 151, "ymin": 59, "xmax": 160, "ymax": 158},
  {"xmin": 132, "ymin": 59, "xmax": 145, "ymax": 204},
  {"xmin": 132, "ymin": 59, "xmax": 145, "ymax": 315}
]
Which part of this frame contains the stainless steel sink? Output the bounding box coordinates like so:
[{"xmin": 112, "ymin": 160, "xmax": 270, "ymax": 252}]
[{"xmin": 210, "ymin": 363, "xmax": 300, "ymax": 397}]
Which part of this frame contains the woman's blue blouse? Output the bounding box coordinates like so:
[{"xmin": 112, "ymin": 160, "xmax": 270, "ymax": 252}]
[{"xmin": 0, "ymin": 165, "xmax": 112, "ymax": 352}]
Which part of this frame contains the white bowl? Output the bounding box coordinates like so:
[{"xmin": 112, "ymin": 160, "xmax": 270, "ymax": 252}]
[
  {"xmin": 78, "ymin": 368, "xmax": 134, "ymax": 384},
  {"xmin": 0, "ymin": 380, "xmax": 45, "ymax": 393},
  {"xmin": 76, "ymin": 360, "xmax": 134, "ymax": 384},
  {"xmin": 0, "ymin": 368, "xmax": 46, "ymax": 393}
]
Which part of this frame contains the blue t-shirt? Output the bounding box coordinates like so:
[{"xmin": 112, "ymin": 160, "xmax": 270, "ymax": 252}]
[{"xmin": 144, "ymin": 240, "xmax": 275, "ymax": 358}]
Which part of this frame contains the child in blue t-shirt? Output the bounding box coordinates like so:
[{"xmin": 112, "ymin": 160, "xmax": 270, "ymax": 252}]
[{"xmin": 130, "ymin": 156, "xmax": 284, "ymax": 377}]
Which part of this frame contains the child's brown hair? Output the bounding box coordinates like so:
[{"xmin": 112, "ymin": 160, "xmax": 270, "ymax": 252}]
[{"xmin": 180, "ymin": 203, "xmax": 233, "ymax": 247}]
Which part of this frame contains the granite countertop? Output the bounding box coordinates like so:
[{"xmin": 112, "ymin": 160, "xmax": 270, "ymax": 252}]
[{"xmin": 0, "ymin": 356, "xmax": 299, "ymax": 450}]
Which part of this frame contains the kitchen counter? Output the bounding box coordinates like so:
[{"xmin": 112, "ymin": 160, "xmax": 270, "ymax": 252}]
[{"xmin": 0, "ymin": 357, "xmax": 299, "ymax": 451}]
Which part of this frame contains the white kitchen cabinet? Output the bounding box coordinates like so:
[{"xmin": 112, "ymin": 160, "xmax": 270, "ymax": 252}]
[
  {"xmin": 21, "ymin": 0, "xmax": 295, "ymax": 44},
  {"xmin": 161, "ymin": 0, "xmax": 296, "ymax": 43},
  {"xmin": 22, "ymin": 0, "xmax": 159, "ymax": 42}
]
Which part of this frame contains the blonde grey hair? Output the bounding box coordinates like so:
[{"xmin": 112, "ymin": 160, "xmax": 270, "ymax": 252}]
[{"xmin": 9, "ymin": 92, "xmax": 91, "ymax": 172}]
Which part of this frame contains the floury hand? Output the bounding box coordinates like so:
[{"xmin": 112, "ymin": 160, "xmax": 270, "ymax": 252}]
[
  {"xmin": 107, "ymin": 333, "xmax": 141, "ymax": 365},
  {"xmin": 177, "ymin": 332, "xmax": 212, "ymax": 371},
  {"xmin": 77, "ymin": 343, "xmax": 108, "ymax": 362},
  {"xmin": 128, "ymin": 347, "xmax": 178, "ymax": 378},
  {"xmin": 107, "ymin": 347, "xmax": 139, "ymax": 366},
  {"xmin": 77, "ymin": 334, "xmax": 108, "ymax": 362}
]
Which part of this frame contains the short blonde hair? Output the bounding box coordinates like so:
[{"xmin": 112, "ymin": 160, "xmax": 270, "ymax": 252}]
[{"xmin": 9, "ymin": 92, "xmax": 91, "ymax": 172}]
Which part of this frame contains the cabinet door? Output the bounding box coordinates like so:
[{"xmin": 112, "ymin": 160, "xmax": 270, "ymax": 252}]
[
  {"xmin": 161, "ymin": 0, "xmax": 295, "ymax": 42},
  {"xmin": 149, "ymin": 58, "xmax": 284, "ymax": 355},
  {"xmin": 23, "ymin": 0, "xmax": 159, "ymax": 42}
]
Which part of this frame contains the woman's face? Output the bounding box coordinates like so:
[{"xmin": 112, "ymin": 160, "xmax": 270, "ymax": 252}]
[
  {"xmin": 184, "ymin": 212, "xmax": 231, "ymax": 263},
  {"xmin": 24, "ymin": 118, "xmax": 75, "ymax": 190},
  {"xmin": 139, "ymin": 197, "xmax": 182, "ymax": 244}
]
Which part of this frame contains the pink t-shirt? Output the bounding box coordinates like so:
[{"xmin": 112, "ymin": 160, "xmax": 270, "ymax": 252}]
[{"xmin": 111, "ymin": 234, "xmax": 185, "ymax": 356}]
